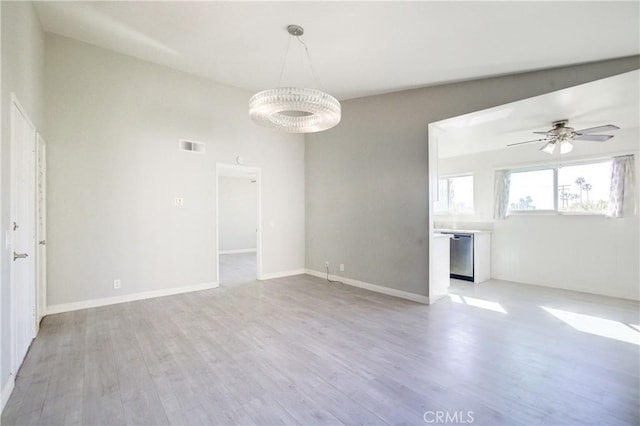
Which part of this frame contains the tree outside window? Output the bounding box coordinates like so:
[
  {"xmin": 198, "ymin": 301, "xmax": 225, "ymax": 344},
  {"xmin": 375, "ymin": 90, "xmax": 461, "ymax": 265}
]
[{"xmin": 506, "ymin": 160, "xmax": 611, "ymax": 215}]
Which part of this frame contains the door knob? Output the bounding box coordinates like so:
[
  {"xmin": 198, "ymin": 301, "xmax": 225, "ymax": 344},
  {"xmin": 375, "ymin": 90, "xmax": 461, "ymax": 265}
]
[{"xmin": 13, "ymin": 252, "xmax": 29, "ymax": 261}]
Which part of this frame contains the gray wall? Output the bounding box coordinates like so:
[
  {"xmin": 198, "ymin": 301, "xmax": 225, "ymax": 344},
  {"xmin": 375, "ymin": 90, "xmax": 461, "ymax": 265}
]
[
  {"xmin": 219, "ymin": 177, "xmax": 258, "ymax": 252},
  {"xmin": 1, "ymin": 0, "xmax": 45, "ymax": 394},
  {"xmin": 306, "ymin": 56, "xmax": 640, "ymax": 298},
  {"xmin": 45, "ymin": 34, "xmax": 305, "ymax": 307}
]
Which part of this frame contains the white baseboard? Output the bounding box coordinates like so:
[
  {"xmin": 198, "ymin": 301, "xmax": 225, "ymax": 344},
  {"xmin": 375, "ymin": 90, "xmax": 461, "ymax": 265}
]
[
  {"xmin": 46, "ymin": 282, "xmax": 219, "ymax": 315},
  {"xmin": 219, "ymin": 248, "xmax": 256, "ymax": 254},
  {"xmin": 1, "ymin": 375, "xmax": 15, "ymax": 414},
  {"xmin": 305, "ymin": 269, "xmax": 430, "ymax": 304},
  {"xmin": 260, "ymin": 269, "xmax": 306, "ymax": 280},
  {"xmin": 429, "ymin": 292, "xmax": 449, "ymax": 304}
]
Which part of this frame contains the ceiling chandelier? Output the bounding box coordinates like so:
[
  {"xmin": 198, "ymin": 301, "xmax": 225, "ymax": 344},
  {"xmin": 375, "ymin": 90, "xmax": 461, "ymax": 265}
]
[{"xmin": 249, "ymin": 25, "xmax": 341, "ymax": 134}]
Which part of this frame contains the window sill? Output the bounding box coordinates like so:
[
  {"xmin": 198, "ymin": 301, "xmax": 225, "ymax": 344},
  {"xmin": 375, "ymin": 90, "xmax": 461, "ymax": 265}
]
[
  {"xmin": 507, "ymin": 210, "xmax": 608, "ymax": 217},
  {"xmin": 435, "ymin": 212, "xmax": 476, "ymax": 217},
  {"xmin": 507, "ymin": 210, "xmax": 556, "ymax": 216}
]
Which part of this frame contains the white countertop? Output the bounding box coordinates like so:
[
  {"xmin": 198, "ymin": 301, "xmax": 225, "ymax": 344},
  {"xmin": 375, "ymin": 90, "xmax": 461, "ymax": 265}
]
[
  {"xmin": 435, "ymin": 228, "xmax": 492, "ymax": 234},
  {"xmin": 433, "ymin": 233, "xmax": 454, "ymax": 239}
]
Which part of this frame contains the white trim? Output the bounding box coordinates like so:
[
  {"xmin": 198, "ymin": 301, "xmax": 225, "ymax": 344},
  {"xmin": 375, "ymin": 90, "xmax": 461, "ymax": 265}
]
[
  {"xmin": 46, "ymin": 282, "xmax": 218, "ymax": 315},
  {"xmin": 1, "ymin": 375, "xmax": 15, "ymax": 414},
  {"xmin": 36, "ymin": 133, "xmax": 47, "ymax": 328},
  {"xmin": 428, "ymin": 293, "xmax": 449, "ymax": 304},
  {"xmin": 494, "ymin": 150, "xmax": 637, "ymax": 173},
  {"xmin": 305, "ymin": 269, "xmax": 430, "ymax": 304},
  {"xmin": 260, "ymin": 269, "xmax": 306, "ymax": 280},
  {"xmin": 219, "ymin": 248, "xmax": 256, "ymax": 255},
  {"xmin": 428, "ymin": 124, "xmax": 442, "ymax": 305},
  {"xmin": 0, "ymin": 11, "xmax": 3, "ymax": 406}
]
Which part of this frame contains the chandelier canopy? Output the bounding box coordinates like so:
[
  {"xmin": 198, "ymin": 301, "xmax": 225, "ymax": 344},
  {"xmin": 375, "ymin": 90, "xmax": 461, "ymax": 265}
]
[{"xmin": 249, "ymin": 25, "xmax": 341, "ymax": 134}]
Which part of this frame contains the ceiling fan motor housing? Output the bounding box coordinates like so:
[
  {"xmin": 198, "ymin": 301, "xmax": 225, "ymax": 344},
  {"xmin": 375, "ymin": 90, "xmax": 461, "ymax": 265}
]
[
  {"xmin": 550, "ymin": 120, "xmax": 574, "ymax": 140},
  {"xmin": 552, "ymin": 119, "xmax": 569, "ymax": 129}
]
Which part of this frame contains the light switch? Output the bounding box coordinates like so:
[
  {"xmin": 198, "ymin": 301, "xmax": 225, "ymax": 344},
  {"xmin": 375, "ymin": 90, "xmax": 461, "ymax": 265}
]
[{"xmin": 174, "ymin": 197, "xmax": 184, "ymax": 206}]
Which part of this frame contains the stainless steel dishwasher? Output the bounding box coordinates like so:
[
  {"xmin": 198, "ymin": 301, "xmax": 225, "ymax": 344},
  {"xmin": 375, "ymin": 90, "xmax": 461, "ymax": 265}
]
[{"xmin": 446, "ymin": 233, "xmax": 474, "ymax": 281}]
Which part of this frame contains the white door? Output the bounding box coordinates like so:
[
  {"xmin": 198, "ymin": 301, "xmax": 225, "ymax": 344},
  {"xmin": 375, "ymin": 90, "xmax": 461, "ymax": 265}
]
[
  {"xmin": 10, "ymin": 95, "xmax": 37, "ymax": 373},
  {"xmin": 36, "ymin": 134, "xmax": 47, "ymax": 325}
]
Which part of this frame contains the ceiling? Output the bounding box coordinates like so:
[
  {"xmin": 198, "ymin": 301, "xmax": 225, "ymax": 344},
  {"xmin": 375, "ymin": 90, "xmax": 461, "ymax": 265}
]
[
  {"xmin": 33, "ymin": 1, "xmax": 640, "ymax": 101},
  {"xmin": 433, "ymin": 70, "xmax": 640, "ymax": 158}
]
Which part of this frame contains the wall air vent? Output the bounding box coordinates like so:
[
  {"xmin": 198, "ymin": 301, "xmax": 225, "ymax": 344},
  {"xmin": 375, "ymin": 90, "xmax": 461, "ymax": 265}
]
[{"xmin": 179, "ymin": 139, "xmax": 206, "ymax": 154}]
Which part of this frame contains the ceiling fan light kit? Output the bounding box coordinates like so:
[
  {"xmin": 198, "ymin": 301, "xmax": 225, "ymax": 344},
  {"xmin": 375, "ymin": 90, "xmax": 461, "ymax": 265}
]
[
  {"xmin": 509, "ymin": 119, "xmax": 620, "ymax": 155},
  {"xmin": 540, "ymin": 141, "xmax": 556, "ymax": 155},
  {"xmin": 540, "ymin": 139, "xmax": 574, "ymax": 155},
  {"xmin": 249, "ymin": 25, "xmax": 341, "ymax": 134},
  {"xmin": 560, "ymin": 140, "xmax": 573, "ymax": 154}
]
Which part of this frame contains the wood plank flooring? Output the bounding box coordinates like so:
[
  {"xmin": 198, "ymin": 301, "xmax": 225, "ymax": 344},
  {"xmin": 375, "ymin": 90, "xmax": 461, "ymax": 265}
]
[
  {"xmin": 219, "ymin": 253, "xmax": 257, "ymax": 287},
  {"xmin": 2, "ymin": 274, "xmax": 639, "ymax": 425}
]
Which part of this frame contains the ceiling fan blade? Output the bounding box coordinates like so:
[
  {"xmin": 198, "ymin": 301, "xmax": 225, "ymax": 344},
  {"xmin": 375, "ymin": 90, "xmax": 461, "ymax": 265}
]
[
  {"xmin": 574, "ymin": 124, "xmax": 620, "ymax": 134},
  {"xmin": 574, "ymin": 134, "xmax": 613, "ymax": 142},
  {"xmin": 507, "ymin": 138, "xmax": 547, "ymax": 147}
]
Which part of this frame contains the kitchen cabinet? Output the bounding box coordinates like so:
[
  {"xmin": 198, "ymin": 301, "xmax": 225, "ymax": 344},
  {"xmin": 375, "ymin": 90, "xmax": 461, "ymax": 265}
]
[{"xmin": 429, "ymin": 233, "xmax": 451, "ymax": 302}]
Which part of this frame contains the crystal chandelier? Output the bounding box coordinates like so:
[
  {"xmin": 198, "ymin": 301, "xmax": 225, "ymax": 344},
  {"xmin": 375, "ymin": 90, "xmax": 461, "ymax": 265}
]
[{"xmin": 249, "ymin": 25, "xmax": 341, "ymax": 134}]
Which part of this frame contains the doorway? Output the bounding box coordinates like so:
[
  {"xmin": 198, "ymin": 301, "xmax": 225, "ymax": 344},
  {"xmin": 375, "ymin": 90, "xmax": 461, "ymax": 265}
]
[
  {"xmin": 10, "ymin": 94, "xmax": 38, "ymax": 374},
  {"xmin": 216, "ymin": 164, "xmax": 261, "ymax": 286}
]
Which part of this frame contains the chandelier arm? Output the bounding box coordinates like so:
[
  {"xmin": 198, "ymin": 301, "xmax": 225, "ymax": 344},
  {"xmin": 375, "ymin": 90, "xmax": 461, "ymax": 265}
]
[
  {"xmin": 295, "ymin": 36, "xmax": 323, "ymax": 91},
  {"xmin": 277, "ymin": 35, "xmax": 293, "ymax": 88}
]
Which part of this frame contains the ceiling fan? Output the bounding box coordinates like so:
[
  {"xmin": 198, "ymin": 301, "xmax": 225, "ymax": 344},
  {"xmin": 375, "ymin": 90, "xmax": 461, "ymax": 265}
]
[{"xmin": 507, "ymin": 119, "xmax": 620, "ymax": 154}]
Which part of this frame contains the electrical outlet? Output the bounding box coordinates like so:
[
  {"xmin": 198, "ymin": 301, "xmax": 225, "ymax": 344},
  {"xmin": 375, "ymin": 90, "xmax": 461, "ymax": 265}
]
[
  {"xmin": 113, "ymin": 279, "xmax": 121, "ymax": 289},
  {"xmin": 325, "ymin": 261, "xmax": 329, "ymax": 268},
  {"xmin": 174, "ymin": 197, "xmax": 184, "ymax": 206},
  {"xmin": 340, "ymin": 263, "xmax": 344, "ymax": 272}
]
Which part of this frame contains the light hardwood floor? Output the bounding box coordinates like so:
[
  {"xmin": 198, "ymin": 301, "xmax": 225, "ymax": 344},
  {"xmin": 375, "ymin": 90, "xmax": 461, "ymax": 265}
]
[
  {"xmin": 219, "ymin": 253, "xmax": 257, "ymax": 287},
  {"xmin": 2, "ymin": 275, "xmax": 639, "ymax": 425}
]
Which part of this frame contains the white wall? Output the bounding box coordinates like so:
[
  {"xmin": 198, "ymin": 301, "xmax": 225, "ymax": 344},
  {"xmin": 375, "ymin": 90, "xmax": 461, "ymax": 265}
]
[
  {"xmin": 219, "ymin": 177, "xmax": 257, "ymax": 252},
  {"xmin": 44, "ymin": 34, "xmax": 305, "ymax": 308},
  {"xmin": 437, "ymin": 128, "xmax": 640, "ymax": 300},
  {"xmin": 1, "ymin": 0, "xmax": 45, "ymax": 398},
  {"xmin": 306, "ymin": 57, "xmax": 639, "ymax": 299}
]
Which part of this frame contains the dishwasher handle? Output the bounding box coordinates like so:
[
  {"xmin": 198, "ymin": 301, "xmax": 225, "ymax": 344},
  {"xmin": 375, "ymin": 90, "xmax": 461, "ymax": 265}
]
[{"xmin": 451, "ymin": 234, "xmax": 472, "ymax": 240}]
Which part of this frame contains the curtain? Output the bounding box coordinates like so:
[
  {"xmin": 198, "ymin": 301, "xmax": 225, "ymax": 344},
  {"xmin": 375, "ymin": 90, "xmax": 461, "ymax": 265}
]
[
  {"xmin": 494, "ymin": 170, "xmax": 511, "ymax": 220},
  {"xmin": 608, "ymin": 155, "xmax": 636, "ymax": 218}
]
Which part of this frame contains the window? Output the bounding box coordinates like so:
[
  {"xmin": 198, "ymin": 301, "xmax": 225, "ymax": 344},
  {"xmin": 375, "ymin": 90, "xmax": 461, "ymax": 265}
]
[
  {"xmin": 506, "ymin": 159, "xmax": 612, "ymax": 215},
  {"xmin": 509, "ymin": 169, "xmax": 554, "ymax": 211},
  {"xmin": 436, "ymin": 175, "xmax": 474, "ymax": 214},
  {"xmin": 558, "ymin": 162, "xmax": 611, "ymax": 213}
]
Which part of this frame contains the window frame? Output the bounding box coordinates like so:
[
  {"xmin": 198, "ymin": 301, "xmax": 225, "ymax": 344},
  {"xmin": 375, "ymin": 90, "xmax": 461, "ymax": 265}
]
[
  {"xmin": 504, "ymin": 157, "xmax": 613, "ymax": 217},
  {"xmin": 436, "ymin": 173, "xmax": 475, "ymax": 216}
]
